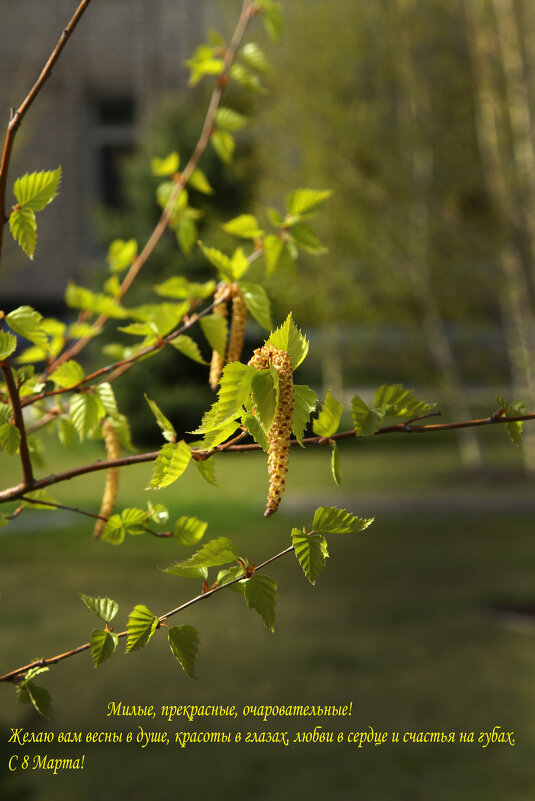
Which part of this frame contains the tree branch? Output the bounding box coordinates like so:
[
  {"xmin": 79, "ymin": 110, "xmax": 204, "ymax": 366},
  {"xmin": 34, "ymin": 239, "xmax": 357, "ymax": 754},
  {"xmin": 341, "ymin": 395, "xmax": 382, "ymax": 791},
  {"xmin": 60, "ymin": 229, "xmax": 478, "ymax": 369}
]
[
  {"xmin": 0, "ymin": 541, "xmax": 294, "ymax": 683},
  {"xmin": 0, "ymin": 0, "xmax": 93, "ymax": 262},
  {"xmin": 0, "ymin": 359, "xmax": 33, "ymax": 486},
  {"xmin": 1, "ymin": 410, "xmax": 535, "ymax": 506},
  {"xmin": 46, "ymin": 0, "xmax": 256, "ymax": 373}
]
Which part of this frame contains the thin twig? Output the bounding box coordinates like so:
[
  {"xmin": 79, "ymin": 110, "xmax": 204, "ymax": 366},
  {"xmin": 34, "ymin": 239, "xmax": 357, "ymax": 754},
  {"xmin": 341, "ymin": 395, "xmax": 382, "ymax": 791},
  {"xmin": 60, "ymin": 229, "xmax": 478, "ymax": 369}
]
[
  {"xmin": 0, "ymin": 360, "xmax": 33, "ymax": 486},
  {"xmin": 0, "ymin": 0, "xmax": 93, "ymax": 261},
  {"xmin": 1, "ymin": 411, "xmax": 535, "ymax": 506},
  {"xmin": 46, "ymin": 0, "xmax": 256, "ymax": 373},
  {"xmin": 0, "ymin": 540, "xmax": 294, "ymax": 683}
]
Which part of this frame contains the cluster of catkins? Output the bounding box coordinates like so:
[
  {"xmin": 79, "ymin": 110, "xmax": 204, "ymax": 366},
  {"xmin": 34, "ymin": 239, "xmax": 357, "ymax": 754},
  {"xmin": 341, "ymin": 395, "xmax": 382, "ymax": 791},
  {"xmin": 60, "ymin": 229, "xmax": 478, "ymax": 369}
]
[
  {"xmin": 209, "ymin": 282, "xmax": 247, "ymax": 390},
  {"xmin": 93, "ymin": 418, "xmax": 120, "ymax": 538},
  {"xmin": 248, "ymin": 345, "xmax": 294, "ymax": 517}
]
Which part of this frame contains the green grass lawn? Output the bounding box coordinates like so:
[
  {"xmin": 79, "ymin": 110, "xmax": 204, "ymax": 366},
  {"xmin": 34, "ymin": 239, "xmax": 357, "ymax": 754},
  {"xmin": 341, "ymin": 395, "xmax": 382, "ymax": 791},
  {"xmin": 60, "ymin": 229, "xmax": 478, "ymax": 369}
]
[{"xmin": 1, "ymin": 428, "xmax": 535, "ymax": 800}]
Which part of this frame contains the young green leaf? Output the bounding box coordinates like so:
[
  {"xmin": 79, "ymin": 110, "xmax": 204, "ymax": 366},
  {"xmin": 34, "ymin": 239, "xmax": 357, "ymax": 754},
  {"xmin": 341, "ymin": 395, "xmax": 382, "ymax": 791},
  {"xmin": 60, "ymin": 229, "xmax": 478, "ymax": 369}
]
[
  {"xmin": 151, "ymin": 151, "xmax": 180, "ymax": 177},
  {"xmin": 239, "ymin": 282, "xmax": 272, "ymax": 330},
  {"xmin": 69, "ymin": 393, "xmax": 106, "ymax": 440},
  {"xmin": 90, "ymin": 629, "xmax": 118, "ymax": 668},
  {"xmin": 222, "ymin": 214, "xmax": 264, "ymax": 239},
  {"xmin": 13, "ymin": 167, "xmax": 61, "ymax": 211},
  {"xmin": 9, "ymin": 207, "xmax": 37, "ymax": 258},
  {"xmin": 193, "ymin": 362, "xmax": 254, "ymax": 434},
  {"xmin": 80, "ymin": 594, "xmax": 119, "ymax": 623},
  {"xmin": 164, "ymin": 564, "xmax": 208, "ymax": 580},
  {"xmin": 242, "ymin": 413, "xmax": 269, "ymax": 452},
  {"xmin": 0, "ymin": 423, "xmax": 20, "ymax": 455},
  {"xmin": 174, "ymin": 516, "xmax": 208, "ymax": 546},
  {"xmin": 96, "ymin": 383, "xmax": 119, "ymax": 419},
  {"xmin": 166, "ymin": 537, "xmax": 239, "ymax": 570},
  {"xmin": 240, "ymin": 42, "xmax": 270, "ymax": 73},
  {"xmin": 188, "ymin": 168, "xmax": 213, "ymax": 195},
  {"xmin": 193, "ymin": 456, "xmax": 218, "ymax": 487},
  {"xmin": 147, "ymin": 501, "xmax": 169, "ymax": 525},
  {"xmin": 496, "ymin": 395, "xmax": 528, "ymax": 446},
  {"xmin": 243, "ymin": 575, "xmax": 277, "ymax": 632},
  {"xmin": 292, "ymin": 528, "xmax": 329, "ymax": 585},
  {"xmin": 125, "ymin": 605, "xmax": 158, "ymax": 653},
  {"xmin": 374, "ymin": 384, "xmax": 435, "ymax": 418},
  {"xmin": 200, "ymin": 314, "xmax": 228, "ymax": 358},
  {"xmin": 290, "ymin": 222, "xmax": 326, "ymax": 254},
  {"xmin": 198, "ymin": 242, "xmax": 233, "ymax": 282},
  {"xmin": 292, "ymin": 384, "xmax": 318, "ymax": 445},
  {"xmin": 263, "ymin": 234, "xmax": 285, "ymax": 275},
  {"xmin": 211, "ymin": 129, "xmax": 235, "ymax": 164},
  {"xmin": 251, "ymin": 368, "xmax": 278, "ymax": 430},
  {"xmin": 147, "ymin": 441, "xmax": 192, "ymax": 489},
  {"xmin": 351, "ymin": 395, "xmax": 384, "ymax": 437},
  {"xmin": 144, "ymin": 395, "xmax": 176, "ymax": 442},
  {"xmin": 215, "ymin": 107, "xmax": 248, "ymax": 132},
  {"xmin": 154, "ymin": 276, "xmax": 215, "ymax": 300},
  {"xmin": 107, "ymin": 238, "xmax": 138, "ymax": 273},
  {"xmin": 312, "ymin": 506, "xmax": 374, "ymax": 535},
  {"xmin": 6, "ymin": 306, "xmax": 48, "ymax": 348},
  {"xmin": 286, "ymin": 188, "xmax": 332, "ymax": 217},
  {"xmin": 58, "ymin": 417, "xmax": 77, "ymax": 449},
  {"xmin": 267, "ymin": 313, "xmax": 308, "ymax": 369},
  {"xmin": 313, "ymin": 389, "xmax": 343, "ymax": 438},
  {"xmin": 48, "ymin": 360, "xmax": 85, "ymax": 389},
  {"xmin": 168, "ymin": 625, "xmax": 199, "ymax": 678},
  {"xmin": 17, "ymin": 682, "xmax": 52, "ymax": 718},
  {"xmin": 170, "ymin": 335, "xmax": 207, "ymax": 365},
  {"xmin": 0, "ymin": 331, "xmax": 17, "ymax": 360}
]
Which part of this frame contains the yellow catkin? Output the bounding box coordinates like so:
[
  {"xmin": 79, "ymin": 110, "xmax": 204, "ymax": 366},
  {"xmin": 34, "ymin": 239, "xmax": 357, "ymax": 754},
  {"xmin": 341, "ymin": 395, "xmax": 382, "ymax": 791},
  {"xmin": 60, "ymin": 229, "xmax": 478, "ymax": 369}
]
[
  {"xmin": 209, "ymin": 284, "xmax": 229, "ymax": 391},
  {"xmin": 93, "ymin": 418, "xmax": 120, "ymax": 539},
  {"xmin": 248, "ymin": 345, "xmax": 294, "ymax": 517},
  {"xmin": 226, "ymin": 284, "xmax": 248, "ymax": 364}
]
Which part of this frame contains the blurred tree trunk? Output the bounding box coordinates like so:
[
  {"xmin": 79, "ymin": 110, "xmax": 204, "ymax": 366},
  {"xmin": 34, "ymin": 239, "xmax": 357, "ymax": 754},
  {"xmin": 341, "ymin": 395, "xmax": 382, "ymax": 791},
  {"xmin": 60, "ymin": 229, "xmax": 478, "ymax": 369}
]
[
  {"xmin": 396, "ymin": 0, "xmax": 484, "ymax": 471},
  {"xmin": 466, "ymin": 0, "xmax": 535, "ymax": 473}
]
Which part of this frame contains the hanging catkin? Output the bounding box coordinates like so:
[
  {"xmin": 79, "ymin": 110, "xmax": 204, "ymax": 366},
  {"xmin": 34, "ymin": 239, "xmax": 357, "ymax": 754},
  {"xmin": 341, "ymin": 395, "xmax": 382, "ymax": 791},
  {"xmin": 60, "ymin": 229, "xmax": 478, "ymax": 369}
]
[
  {"xmin": 226, "ymin": 283, "xmax": 247, "ymax": 364},
  {"xmin": 93, "ymin": 418, "xmax": 120, "ymax": 538},
  {"xmin": 248, "ymin": 345, "xmax": 294, "ymax": 517},
  {"xmin": 209, "ymin": 284, "xmax": 229, "ymax": 391}
]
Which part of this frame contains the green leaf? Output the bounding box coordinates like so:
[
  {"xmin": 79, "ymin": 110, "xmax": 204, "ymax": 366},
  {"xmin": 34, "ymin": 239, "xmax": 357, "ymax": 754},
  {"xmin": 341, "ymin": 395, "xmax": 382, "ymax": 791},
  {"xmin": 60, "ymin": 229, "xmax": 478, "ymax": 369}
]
[
  {"xmin": 99, "ymin": 515, "xmax": 127, "ymax": 546},
  {"xmin": 242, "ymin": 413, "xmax": 268, "ymax": 452},
  {"xmin": 107, "ymin": 238, "xmax": 138, "ymax": 273},
  {"xmin": 175, "ymin": 216, "xmax": 198, "ymax": 257},
  {"xmin": 229, "ymin": 247, "xmax": 250, "ymax": 280},
  {"xmin": 164, "ymin": 564, "xmax": 208, "ymax": 580},
  {"xmin": 292, "ymin": 529, "xmax": 329, "ymax": 585},
  {"xmin": 222, "ymin": 214, "xmax": 264, "ymax": 239},
  {"xmin": 65, "ymin": 283, "xmax": 127, "ymax": 319},
  {"xmin": 186, "ymin": 44, "xmax": 224, "ymax": 85},
  {"xmin": 9, "ymin": 207, "xmax": 37, "ymax": 258},
  {"xmin": 313, "ymin": 389, "xmax": 343, "ymax": 438},
  {"xmin": 167, "ymin": 537, "xmax": 239, "ymax": 570},
  {"xmin": 125, "ymin": 605, "xmax": 158, "ymax": 653},
  {"xmin": 13, "ymin": 167, "xmax": 61, "ymax": 211},
  {"xmin": 193, "ymin": 362, "xmax": 254, "ymax": 434},
  {"xmin": 239, "ymin": 281, "xmax": 272, "ymax": 330},
  {"xmin": 170, "ymin": 335, "xmax": 207, "ymax": 365},
  {"xmin": 243, "ymin": 575, "xmax": 277, "ymax": 632},
  {"xmin": 198, "ymin": 242, "xmax": 233, "ymax": 282},
  {"xmin": 80, "ymin": 594, "xmax": 119, "ymax": 623},
  {"xmin": 147, "ymin": 441, "xmax": 192, "ymax": 489},
  {"xmin": 121, "ymin": 507, "xmax": 148, "ymax": 534},
  {"xmin": 200, "ymin": 314, "xmax": 228, "ymax": 358},
  {"xmin": 6, "ymin": 306, "xmax": 48, "ymax": 348},
  {"xmin": 194, "ymin": 456, "xmax": 218, "ymax": 487},
  {"xmin": 69, "ymin": 393, "xmax": 106, "ymax": 441},
  {"xmin": 263, "ymin": 234, "xmax": 285, "ymax": 275},
  {"xmin": 68, "ymin": 322, "xmax": 100, "ymax": 339},
  {"xmin": 57, "ymin": 417, "xmax": 76, "ymax": 449},
  {"xmin": 147, "ymin": 501, "xmax": 169, "ymax": 525},
  {"xmin": 292, "ymin": 384, "xmax": 318, "ymax": 445},
  {"xmin": 0, "ymin": 331, "xmax": 17, "ymax": 360},
  {"xmin": 200, "ymin": 421, "xmax": 240, "ymax": 449},
  {"xmin": 211, "ymin": 129, "xmax": 235, "ymax": 164},
  {"xmin": 0, "ymin": 422, "xmax": 20, "ymax": 455},
  {"xmin": 260, "ymin": 0, "xmax": 283, "ymax": 40},
  {"xmin": 151, "ymin": 151, "xmax": 179, "ymax": 176},
  {"xmin": 331, "ymin": 441, "xmax": 341, "ymax": 486},
  {"xmin": 188, "ymin": 168, "xmax": 214, "ymax": 195},
  {"xmin": 145, "ymin": 395, "xmax": 176, "ymax": 442},
  {"xmin": 351, "ymin": 395, "xmax": 384, "ymax": 437},
  {"xmin": 215, "ymin": 107, "xmax": 248, "ymax": 132},
  {"xmin": 267, "ymin": 313, "xmax": 309, "ymax": 369},
  {"xmin": 90, "ymin": 629, "xmax": 118, "ymax": 668},
  {"xmin": 496, "ymin": 395, "xmax": 528, "ymax": 447},
  {"xmin": 374, "ymin": 384, "xmax": 436, "ymax": 418},
  {"xmin": 174, "ymin": 515, "xmax": 208, "ymax": 546},
  {"xmin": 48, "ymin": 360, "xmax": 84, "ymax": 389},
  {"xmin": 230, "ymin": 63, "xmax": 264, "ymax": 92},
  {"xmin": 96, "ymin": 383, "xmax": 119, "ymax": 419},
  {"xmin": 240, "ymin": 42, "xmax": 270, "ymax": 73},
  {"xmin": 286, "ymin": 188, "xmax": 332, "ymax": 216},
  {"xmin": 168, "ymin": 625, "xmax": 199, "ymax": 678},
  {"xmin": 251, "ymin": 368, "xmax": 278, "ymax": 430},
  {"xmin": 154, "ymin": 276, "xmax": 215, "ymax": 300},
  {"xmin": 17, "ymin": 682, "xmax": 51, "ymax": 718},
  {"xmin": 290, "ymin": 222, "xmax": 326, "ymax": 254},
  {"xmin": 312, "ymin": 506, "xmax": 374, "ymax": 535},
  {"xmin": 217, "ymin": 564, "xmax": 247, "ymax": 593}
]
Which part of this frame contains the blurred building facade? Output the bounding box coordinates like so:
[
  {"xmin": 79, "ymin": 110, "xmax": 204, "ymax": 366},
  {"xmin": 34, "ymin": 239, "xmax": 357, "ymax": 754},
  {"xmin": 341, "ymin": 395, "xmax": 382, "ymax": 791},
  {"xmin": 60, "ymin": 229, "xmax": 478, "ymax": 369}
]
[{"xmin": 0, "ymin": 0, "xmax": 207, "ymax": 308}]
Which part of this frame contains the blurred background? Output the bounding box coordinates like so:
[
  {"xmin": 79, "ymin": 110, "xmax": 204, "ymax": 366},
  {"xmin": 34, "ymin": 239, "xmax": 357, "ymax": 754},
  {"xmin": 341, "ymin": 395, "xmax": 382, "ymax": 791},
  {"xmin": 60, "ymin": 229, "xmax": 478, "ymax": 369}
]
[{"xmin": 1, "ymin": 0, "xmax": 535, "ymax": 798}]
